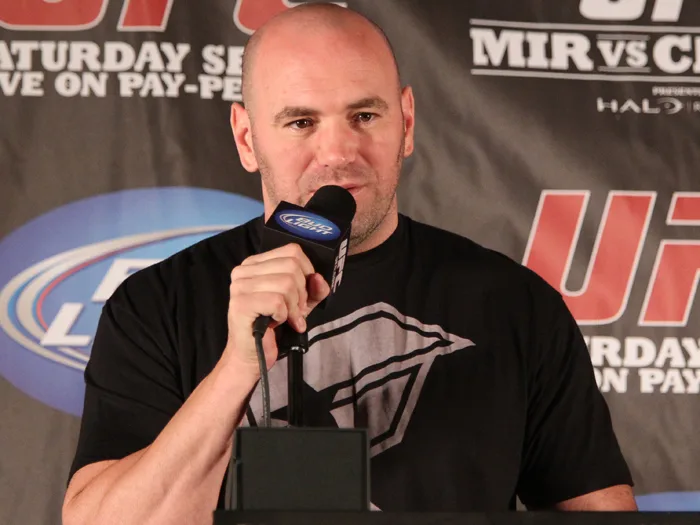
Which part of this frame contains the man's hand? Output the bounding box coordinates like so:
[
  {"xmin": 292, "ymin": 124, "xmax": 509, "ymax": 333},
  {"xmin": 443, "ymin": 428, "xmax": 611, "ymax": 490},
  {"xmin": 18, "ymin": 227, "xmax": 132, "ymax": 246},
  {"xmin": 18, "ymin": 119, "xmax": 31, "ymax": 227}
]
[{"xmin": 223, "ymin": 243, "xmax": 331, "ymax": 373}]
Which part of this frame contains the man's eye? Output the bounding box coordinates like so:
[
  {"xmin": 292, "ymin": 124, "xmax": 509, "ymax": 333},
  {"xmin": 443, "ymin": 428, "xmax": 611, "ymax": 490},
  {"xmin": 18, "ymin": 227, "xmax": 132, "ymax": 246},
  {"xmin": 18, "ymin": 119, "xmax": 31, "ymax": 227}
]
[
  {"xmin": 289, "ymin": 119, "xmax": 313, "ymax": 129},
  {"xmin": 355, "ymin": 112, "xmax": 375, "ymax": 123}
]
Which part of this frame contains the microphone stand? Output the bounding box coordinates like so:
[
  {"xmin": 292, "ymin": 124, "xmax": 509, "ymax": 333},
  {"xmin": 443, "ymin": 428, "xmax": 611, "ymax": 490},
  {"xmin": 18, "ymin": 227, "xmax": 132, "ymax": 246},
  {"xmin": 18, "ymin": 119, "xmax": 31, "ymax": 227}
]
[
  {"xmin": 228, "ymin": 321, "xmax": 369, "ymax": 513},
  {"xmin": 276, "ymin": 325, "xmax": 309, "ymax": 427}
]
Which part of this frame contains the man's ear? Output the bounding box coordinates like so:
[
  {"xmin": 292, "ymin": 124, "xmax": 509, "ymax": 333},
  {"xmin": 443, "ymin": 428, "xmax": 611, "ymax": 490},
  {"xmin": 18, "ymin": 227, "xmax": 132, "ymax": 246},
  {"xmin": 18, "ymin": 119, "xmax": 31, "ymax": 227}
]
[
  {"xmin": 230, "ymin": 102, "xmax": 259, "ymax": 172},
  {"xmin": 400, "ymin": 85, "xmax": 415, "ymax": 157}
]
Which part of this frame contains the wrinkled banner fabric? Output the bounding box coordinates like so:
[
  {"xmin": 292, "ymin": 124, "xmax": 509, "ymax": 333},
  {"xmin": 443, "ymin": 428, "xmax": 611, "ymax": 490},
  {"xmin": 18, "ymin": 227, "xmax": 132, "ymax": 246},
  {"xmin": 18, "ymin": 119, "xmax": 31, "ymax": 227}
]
[{"xmin": 1, "ymin": 1, "xmax": 699, "ymax": 523}]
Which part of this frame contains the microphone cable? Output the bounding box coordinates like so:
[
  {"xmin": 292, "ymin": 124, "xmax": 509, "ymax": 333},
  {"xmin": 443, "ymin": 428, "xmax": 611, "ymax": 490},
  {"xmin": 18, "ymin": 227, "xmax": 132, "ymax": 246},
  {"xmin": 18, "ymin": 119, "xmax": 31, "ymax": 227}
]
[
  {"xmin": 224, "ymin": 314, "xmax": 272, "ymax": 511},
  {"xmin": 252, "ymin": 315, "xmax": 272, "ymax": 428}
]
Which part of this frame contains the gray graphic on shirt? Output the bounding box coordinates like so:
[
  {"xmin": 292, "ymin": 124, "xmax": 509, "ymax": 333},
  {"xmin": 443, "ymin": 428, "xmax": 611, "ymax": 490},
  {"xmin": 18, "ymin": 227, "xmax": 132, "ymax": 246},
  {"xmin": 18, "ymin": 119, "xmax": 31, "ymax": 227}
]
[{"xmin": 243, "ymin": 302, "xmax": 475, "ymax": 457}]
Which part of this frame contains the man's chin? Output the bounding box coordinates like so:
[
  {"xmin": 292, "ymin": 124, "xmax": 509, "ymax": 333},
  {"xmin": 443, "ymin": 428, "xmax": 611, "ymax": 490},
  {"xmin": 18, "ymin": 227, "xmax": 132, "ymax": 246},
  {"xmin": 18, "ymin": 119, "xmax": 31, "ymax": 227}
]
[{"xmin": 350, "ymin": 210, "xmax": 385, "ymax": 245}]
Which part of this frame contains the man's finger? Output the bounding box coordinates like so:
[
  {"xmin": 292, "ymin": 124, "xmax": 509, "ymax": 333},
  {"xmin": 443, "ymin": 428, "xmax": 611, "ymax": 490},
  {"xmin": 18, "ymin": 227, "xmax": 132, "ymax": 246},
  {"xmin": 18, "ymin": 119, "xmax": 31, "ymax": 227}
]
[
  {"xmin": 230, "ymin": 274, "xmax": 306, "ymax": 331},
  {"xmin": 305, "ymin": 273, "xmax": 331, "ymax": 313},
  {"xmin": 241, "ymin": 244, "xmax": 314, "ymax": 275},
  {"xmin": 231, "ymin": 262, "xmax": 307, "ymax": 298}
]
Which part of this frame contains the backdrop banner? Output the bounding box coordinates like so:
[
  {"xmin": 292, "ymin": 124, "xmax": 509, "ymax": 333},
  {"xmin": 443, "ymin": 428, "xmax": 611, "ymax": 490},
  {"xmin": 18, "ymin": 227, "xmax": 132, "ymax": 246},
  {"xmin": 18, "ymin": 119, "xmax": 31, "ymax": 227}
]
[{"xmin": 1, "ymin": 1, "xmax": 699, "ymax": 523}]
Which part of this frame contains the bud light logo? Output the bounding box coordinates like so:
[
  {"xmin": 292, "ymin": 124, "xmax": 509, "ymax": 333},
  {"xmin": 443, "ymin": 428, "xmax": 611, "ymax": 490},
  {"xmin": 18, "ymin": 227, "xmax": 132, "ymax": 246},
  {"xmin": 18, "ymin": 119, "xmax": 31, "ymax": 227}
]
[
  {"xmin": 275, "ymin": 211, "xmax": 340, "ymax": 241},
  {"xmin": 0, "ymin": 187, "xmax": 263, "ymax": 416},
  {"xmin": 635, "ymin": 491, "xmax": 700, "ymax": 511}
]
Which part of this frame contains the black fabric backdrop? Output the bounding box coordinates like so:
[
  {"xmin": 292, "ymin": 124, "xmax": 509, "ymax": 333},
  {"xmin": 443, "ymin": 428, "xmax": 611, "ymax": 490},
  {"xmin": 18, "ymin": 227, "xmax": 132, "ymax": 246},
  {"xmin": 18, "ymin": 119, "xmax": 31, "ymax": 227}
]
[{"xmin": 1, "ymin": 1, "xmax": 699, "ymax": 523}]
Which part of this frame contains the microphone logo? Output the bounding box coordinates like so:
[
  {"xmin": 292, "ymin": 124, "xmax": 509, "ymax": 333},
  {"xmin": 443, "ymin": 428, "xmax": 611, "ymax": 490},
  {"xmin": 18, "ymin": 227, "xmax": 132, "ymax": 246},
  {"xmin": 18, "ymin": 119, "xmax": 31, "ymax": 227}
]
[
  {"xmin": 275, "ymin": 211, "xmax": 341, "ymax": 241},
  {"xmin": 331, "ymin": 238, "xmax": 348, "ymax": 292}
]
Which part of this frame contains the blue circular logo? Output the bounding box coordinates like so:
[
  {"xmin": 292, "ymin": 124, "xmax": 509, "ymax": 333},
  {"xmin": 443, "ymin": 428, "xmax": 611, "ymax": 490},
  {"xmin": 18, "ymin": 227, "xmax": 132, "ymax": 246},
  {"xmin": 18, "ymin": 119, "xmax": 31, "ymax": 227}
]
[
  {"xmin": 636, "ymin": 491, "xmax": 700, "ymax": 511},
  {"xmin": 0, "ymin": 187, "xmax": 263, "ymax": 416},
  {"xmin": 274, "ymin": 211, "xmax": 341, "ymax": 241}
]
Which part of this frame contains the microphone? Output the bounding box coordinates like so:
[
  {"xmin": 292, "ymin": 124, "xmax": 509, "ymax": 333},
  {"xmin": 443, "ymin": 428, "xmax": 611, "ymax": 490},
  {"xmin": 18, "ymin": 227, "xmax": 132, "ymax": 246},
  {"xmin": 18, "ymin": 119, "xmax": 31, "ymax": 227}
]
[
  {"xmin": 250, "ymin": 185, "xmax": 357, "ymax": 428},
  {"xmin": 226, "ymin": 187, "xmax": 369, "ymax": 513},
  {"xmin": 253, "ymin": 185, "xmax": 357, "ymax": 337}
]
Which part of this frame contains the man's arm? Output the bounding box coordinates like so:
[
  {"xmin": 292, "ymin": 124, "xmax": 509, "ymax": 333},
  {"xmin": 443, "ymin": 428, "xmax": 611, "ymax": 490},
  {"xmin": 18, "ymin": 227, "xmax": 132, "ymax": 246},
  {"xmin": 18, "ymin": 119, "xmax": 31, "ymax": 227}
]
[
  {"xmin": 63, "ymin": 243, "xmax": 330, "ymax": 525},
  {"xmin": 516, "ymin": 279, "xmax": 636, "ymax": 510},
  {"xmin": 63, "ymin": 359, "xmax": 258, "ymax": 525},
  {"xmin": 554, "ymin": 484, "xmax": 638, "ymax": 511}
]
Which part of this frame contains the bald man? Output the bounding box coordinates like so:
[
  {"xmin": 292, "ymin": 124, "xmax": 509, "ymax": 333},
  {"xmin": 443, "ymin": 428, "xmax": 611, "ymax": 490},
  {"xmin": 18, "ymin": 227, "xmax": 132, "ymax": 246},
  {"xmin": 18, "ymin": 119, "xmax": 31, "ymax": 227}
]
[{"xmin": 63, "ymin": 5, "xmax": 636, "ymax": 524}]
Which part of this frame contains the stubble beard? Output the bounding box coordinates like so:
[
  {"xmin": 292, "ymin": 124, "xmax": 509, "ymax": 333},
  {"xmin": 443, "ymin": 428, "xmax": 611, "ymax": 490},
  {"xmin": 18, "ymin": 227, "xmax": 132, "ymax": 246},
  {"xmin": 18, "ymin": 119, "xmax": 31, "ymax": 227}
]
[{"xmin": 348, "ymin": 138, "xmax": 404, "ymax": 249}]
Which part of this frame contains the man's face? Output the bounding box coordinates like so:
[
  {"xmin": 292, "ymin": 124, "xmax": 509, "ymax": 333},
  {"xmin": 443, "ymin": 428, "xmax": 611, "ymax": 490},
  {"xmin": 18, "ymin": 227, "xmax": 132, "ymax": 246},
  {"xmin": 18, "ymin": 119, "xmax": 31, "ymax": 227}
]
[{"xmin": 235, "ymin": 26, "xmax": 415, "ymax": 246}]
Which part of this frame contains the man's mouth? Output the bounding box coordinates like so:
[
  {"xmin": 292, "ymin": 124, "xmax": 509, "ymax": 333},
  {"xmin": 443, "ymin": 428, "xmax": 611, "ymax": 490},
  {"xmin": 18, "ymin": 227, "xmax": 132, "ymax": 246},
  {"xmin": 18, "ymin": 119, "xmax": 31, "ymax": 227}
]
[{"xmin": 312, "ymin": 182, "xmax": 365, "ymax": 194}]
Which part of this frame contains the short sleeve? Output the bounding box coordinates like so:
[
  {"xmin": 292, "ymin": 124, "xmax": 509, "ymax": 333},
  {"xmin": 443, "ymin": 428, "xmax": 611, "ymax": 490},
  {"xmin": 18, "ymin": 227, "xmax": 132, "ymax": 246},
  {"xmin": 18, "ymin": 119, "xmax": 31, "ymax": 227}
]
[
  {"xmin": 516, "ymin": 287, "xmax": 634, "ymax": 508},
  {"xmin": 67, "ymin": 265, "xmax": 183, "ymax": 483}
]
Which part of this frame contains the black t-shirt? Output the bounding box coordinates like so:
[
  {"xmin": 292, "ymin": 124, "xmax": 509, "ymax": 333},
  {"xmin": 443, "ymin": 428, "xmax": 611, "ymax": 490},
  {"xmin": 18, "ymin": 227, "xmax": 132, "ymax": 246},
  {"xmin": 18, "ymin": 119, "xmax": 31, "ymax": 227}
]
[{"xmin": 68, "ymin": 213, "xmax": 633, "ymax": 511}]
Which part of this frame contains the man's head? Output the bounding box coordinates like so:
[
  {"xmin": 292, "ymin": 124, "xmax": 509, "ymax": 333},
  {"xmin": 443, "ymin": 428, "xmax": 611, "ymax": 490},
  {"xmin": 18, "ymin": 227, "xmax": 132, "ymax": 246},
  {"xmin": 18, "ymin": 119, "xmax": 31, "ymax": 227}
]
[{"xmin": 230, "ymin": 3, "xmax": 415, "ymax": 253}]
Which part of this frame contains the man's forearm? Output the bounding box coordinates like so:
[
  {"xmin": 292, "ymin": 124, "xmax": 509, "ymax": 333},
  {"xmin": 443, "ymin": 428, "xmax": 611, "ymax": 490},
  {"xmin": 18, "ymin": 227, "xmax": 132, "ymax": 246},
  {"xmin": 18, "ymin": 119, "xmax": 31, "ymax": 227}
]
[
  {"xmin": 63, "ymin": 360, "xmax": 259, "ymax": 525},
  {"xmin": 553, "ymin": 485, "xmax": 638, "ymax": 511}
]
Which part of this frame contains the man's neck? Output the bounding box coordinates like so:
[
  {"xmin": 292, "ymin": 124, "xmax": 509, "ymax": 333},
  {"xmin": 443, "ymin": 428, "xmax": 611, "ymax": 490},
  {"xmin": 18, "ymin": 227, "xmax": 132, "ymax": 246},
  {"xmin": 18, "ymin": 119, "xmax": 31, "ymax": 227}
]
[{"xmin": 348, "ymin": 208, "xmax": 399, "ymax": 256}]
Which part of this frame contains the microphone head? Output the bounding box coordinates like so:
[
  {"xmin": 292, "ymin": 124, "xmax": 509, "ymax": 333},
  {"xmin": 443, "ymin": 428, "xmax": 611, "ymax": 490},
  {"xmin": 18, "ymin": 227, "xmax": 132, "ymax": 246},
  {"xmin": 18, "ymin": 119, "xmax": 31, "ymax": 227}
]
[
  {"xmin": 305, "ymin": 185, "xmax": 357, "ymax": 223},
  {"xmin": 260, "ymin": 184, "xmax": 356, "ymax": 313}
]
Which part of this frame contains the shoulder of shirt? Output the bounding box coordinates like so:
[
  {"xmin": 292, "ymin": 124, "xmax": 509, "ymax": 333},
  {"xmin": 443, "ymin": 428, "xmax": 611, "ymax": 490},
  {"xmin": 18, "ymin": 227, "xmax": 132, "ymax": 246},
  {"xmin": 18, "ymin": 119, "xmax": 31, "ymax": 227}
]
[
  {"xmin": 106, "ymin": 216, "xmax": 261, "ymax": 305},
  {"xmin": 403, "ymin": 214, "xmax": 564, "ymax": 301}
]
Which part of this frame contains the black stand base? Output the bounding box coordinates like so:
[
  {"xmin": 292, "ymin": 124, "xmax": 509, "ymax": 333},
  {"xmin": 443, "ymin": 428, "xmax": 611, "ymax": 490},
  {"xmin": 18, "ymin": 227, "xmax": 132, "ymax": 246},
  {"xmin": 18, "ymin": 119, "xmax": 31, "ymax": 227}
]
[
  {"xmin": 214, "ymin": 511, "xmax": 700, "ymax": 525},
  {"xmin": 228, "ymin": 427, "xmax": 370, "ymax": 512}
]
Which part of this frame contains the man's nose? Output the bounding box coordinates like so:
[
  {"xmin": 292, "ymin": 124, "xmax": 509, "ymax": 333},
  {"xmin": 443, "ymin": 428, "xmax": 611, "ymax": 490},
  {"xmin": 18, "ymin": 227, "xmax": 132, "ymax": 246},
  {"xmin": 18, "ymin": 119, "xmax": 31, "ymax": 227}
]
[{"xmin": 314, "ymin": 120, "xmax": 359, "ymax": 168}]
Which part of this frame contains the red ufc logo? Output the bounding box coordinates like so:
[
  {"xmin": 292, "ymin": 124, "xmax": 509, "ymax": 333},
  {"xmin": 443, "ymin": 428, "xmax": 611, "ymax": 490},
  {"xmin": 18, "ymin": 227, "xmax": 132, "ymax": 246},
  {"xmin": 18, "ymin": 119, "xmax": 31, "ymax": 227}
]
[
  {"xmin": 0, "ymin": 0, "xmax": 343, "ymax": 33},
  {"xmin": 235, "ymin": 0, "xmax": 303, "ymax": 35},
  {"xmin": 523, "ymin": 191, "xmax": 700, "ymax": 327},
  {"xmin": 640, "ymin": 193, "xmax": 700, "ymax": 327},
  {"xmin": 0, "ymin": 0, "xmax": 173, "ymax": 31}
]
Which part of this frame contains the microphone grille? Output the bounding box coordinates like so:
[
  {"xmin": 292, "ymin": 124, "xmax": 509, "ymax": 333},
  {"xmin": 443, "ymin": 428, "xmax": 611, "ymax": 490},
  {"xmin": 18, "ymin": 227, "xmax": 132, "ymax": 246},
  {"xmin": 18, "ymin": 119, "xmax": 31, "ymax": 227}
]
[{"xmin": 306, "ymin": 185, "xmax": 357, "ymax": 221}]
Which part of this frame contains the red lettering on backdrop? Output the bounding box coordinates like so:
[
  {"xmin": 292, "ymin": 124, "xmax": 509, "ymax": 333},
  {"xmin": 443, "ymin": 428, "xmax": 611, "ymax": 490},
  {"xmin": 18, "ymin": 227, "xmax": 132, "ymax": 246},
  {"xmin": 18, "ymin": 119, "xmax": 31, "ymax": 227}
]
[
  {"xmin": 0, "ymin": 0, "xmax": 340, "ymax": 32},
  {"xmin": 119, "ymin": 0, "xmax": 173, "ymax": 30},
  {"xmin": 234, "ymin": 0, "xmax": 300, "ymax": 35},
  {"xmin": 640, "ymin": 193, "xmax": 700, "ymax": 326},
  {"xmin": 0, "ymin": 0, "xmax": 107, "ymax": 30},
  {"xmin": 666, "ymin": 193, "xmax": 700, "ymax": 224},
  {"xmin": 523, "ymin": 191, "xmax": 655, "ymax": 325}
]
